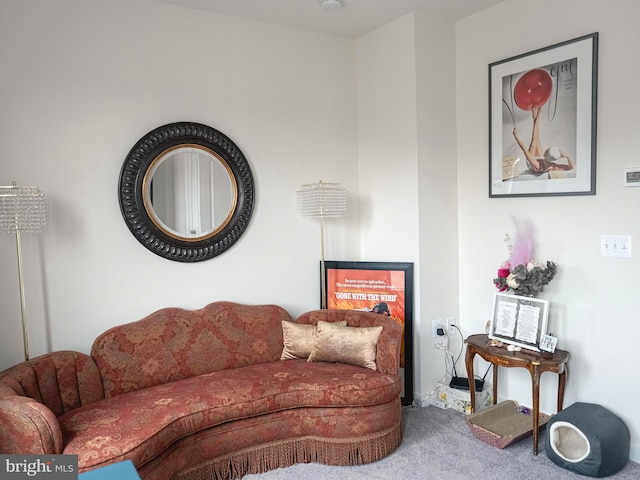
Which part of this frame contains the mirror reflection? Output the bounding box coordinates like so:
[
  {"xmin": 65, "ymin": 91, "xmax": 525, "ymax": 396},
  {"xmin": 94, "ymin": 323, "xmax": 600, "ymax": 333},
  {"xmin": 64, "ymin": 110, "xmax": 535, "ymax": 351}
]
[{"xmin": 143, "ymin": 145, "xmax": 237, "ymax": 240}]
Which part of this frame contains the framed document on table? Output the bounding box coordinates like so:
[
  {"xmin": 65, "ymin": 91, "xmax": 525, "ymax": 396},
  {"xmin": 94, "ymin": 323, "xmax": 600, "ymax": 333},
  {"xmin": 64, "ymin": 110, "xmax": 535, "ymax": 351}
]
[{"xmin": 489, "ymin": 292, "xmax": 549, "ymax": 352}]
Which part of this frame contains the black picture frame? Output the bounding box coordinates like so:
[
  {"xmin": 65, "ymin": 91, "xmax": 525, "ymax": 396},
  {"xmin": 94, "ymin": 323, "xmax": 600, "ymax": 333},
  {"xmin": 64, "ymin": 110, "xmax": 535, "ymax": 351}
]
[
  {"xmin": 322, "ymin": 261, "xmax": 414, "ymax": 407},
  {"xmin": 489, "ymin": 32, "xmax": 598, "ymax": 197}
]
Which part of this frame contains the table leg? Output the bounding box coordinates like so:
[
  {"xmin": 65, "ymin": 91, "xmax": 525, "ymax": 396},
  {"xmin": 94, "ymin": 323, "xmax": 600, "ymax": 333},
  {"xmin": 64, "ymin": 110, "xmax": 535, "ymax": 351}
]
[
  {"xmin": 465, "ymin": 348, "xmax": 476, "ymax": 412},
  {"xmin": 558, "ymin": 367, "xmax": 567, "ymax": 412},
  {"xmin": 492, "ymin": 365, "xmax": 498, "ymax": 405},
  {"xmin": 531, "ymin": 364, "xmax": 541, "ymax": 455}
]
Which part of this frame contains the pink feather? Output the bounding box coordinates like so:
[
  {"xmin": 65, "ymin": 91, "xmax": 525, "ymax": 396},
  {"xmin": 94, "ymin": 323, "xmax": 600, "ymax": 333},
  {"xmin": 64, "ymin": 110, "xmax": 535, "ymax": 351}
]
[{"xmin": 508, "ymin": 218, "xmax": 534, "ymax": 267}]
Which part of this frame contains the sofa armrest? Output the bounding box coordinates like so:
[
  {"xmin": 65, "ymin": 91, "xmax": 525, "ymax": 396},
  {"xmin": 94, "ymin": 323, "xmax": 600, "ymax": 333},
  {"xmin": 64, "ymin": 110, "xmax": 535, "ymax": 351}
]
[
  {"xmin": 0, "ymin": 351, "xmax": 104, "ymax": 417},
  {"xmin": 294, "ymin": 310, "xmax": 402, "ymax": 376},
  {"xmin": 0, "ymin": 396, "xmax": 63, "ymax": 454}
]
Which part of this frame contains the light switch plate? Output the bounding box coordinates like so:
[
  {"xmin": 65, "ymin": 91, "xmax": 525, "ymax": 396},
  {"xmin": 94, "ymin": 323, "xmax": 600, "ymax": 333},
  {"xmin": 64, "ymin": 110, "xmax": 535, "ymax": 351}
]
[
  {"xmin": 601, "ymin": 235, "xmax": 632, "ymax": 257},
  {"xmin": 624, "ymin": 167, "xmax": 640, "ymax": 187}
]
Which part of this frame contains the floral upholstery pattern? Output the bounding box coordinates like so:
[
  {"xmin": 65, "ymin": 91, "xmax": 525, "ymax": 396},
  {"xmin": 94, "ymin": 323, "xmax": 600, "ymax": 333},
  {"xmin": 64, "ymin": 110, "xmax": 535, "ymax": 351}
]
[
  {"xmin": 92, "ymin": 302, "xmax": 292, "ymax": 398},
  {"xmin": 0, "ymin": 302, "xmax": 403, "ymax": 479},
  {"xmin": 0, "ymin": 395, "xmax": 63, "ymax": 454},
  {"xmin": 0, "ymin": 351, "xmax": 104, "ymax": 416},
  {"xmin": 0, "ymin": 351, "xmax": 104, "ymax": 454},
  {"xmin": 59, "ymin": 360, "xmax": 401, "ymax": 472}
]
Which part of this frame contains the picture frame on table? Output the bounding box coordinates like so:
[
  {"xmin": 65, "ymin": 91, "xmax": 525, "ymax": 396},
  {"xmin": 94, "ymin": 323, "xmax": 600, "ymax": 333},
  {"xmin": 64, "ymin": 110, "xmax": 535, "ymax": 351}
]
[
  {"xmin": 539, "ymin": 334, "xmax": 559, "ymax": 353},
  {"xmin": 489, "ymin": 32, "xmax": 598, "ymax": 198},
  {"xmin": 322, "ymin": 261, "xmax": 414, "ymax": 406},
  {"xmin": 489, "ymin": 292, "xmax": 550, "ymax": 352}
]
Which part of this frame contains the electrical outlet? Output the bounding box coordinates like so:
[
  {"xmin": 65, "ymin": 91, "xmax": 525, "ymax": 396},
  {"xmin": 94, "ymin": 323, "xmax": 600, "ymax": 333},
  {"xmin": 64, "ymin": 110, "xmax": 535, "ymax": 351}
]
[
  {"xmin": 446, "ymin": 317, "xmax": 456, "ymax": 335},
  {"xmin": 432, "ymin": 319, "xmax": 442, "ymax": 337}
]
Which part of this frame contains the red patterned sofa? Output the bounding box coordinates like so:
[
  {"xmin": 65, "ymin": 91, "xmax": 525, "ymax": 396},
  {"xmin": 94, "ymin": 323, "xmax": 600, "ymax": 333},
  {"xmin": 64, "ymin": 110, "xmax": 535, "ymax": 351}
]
[{"xmin": 0, "ymin": 301, "xmax": 403, "ymax": 479}]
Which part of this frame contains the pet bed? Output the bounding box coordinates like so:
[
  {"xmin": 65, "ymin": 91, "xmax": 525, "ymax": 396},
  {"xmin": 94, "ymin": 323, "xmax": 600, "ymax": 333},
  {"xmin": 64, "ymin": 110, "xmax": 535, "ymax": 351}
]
[{"xmin": 545, "ymin": 402, "xmax": 630, "ymax": 477}]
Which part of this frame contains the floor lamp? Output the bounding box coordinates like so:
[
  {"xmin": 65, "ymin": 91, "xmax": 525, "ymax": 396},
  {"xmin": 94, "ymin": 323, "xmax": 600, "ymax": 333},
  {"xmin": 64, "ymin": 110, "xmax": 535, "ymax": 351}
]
[
  {"xmin": 297, "ymin": 181, "xmax": 347, "ymax": 309},
  {"xmin": 0, "ymin": 182, "xmax": 47, "ymax": 361}
]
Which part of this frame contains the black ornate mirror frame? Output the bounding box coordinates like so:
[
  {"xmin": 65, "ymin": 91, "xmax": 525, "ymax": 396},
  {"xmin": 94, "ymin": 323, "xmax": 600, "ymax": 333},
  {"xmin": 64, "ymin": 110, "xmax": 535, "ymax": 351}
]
[{"xmin": 118, "ymin": 122, "xmax": 254, "ymax": 262}]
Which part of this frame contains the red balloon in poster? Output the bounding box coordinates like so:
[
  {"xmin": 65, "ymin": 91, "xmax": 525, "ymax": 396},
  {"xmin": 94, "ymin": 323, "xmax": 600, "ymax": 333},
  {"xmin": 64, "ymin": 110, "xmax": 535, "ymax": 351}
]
[{"xmin": 514, "ymin": 69, "xmax": 553, "ymax": 111}]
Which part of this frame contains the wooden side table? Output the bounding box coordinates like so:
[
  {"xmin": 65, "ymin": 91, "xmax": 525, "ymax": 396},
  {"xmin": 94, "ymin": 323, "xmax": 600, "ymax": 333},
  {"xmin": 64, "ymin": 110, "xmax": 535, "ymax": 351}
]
[{"xmin": 464, "ymin": 333, "xmax": 569, "ymax": 455}]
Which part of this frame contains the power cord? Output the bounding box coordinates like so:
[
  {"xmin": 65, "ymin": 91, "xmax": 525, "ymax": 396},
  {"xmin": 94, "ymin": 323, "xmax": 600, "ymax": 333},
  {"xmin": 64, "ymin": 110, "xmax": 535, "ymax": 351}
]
[
  {"xmin": 423, "ymin": 348, "xmax": 450, "ymax": 404},
  {"xmin": 434, "ymin": 329, "xmax": 457, "ymax": 378},
  {"xmin": 428, "ymin": 323, "xmax": 490, "ymax": 403},
  {"xmin": 449, "ymin": 324, "xmax": 464, "ymax": 376},
  {"xmin": 424, "ymin": 329, "xmax": 453, "ymax": 403},
  {"xmin": 450, "ymin": 324, "xmax": 492, "ymax": 386},
  {"xmin": 426, "ymin": 323, "xmax": 494, "ymax": 406},
  {"xmin": 436, "ymin": 326, "xmax": 462, "ymax": 383}
]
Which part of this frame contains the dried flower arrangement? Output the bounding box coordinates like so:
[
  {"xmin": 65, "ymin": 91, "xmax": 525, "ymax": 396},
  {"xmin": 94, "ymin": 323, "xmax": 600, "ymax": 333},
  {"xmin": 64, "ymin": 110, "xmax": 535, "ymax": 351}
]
[{"xmin": 493, "ymin": 219, "xmax": 556, "ymax": 296}]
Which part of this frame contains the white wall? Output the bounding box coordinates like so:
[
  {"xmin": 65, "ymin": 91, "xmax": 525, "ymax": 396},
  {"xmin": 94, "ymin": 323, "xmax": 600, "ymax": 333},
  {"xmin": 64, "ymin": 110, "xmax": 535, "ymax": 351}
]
[
  {"xmin": 356, "ymin": 15, "xmax": 420, "ymax": 262},
  {"xmin": 414, "ymin": 12, "xmax": 461, "ymax": 403},
  {"xmin": 355, "ymin": 15, "xmax": 423, "ymax": 400},
  {"xmin": 457, "ymin": 0, "xmax": 640, "ymax": 462},
  {"xmin": 2, "ymin": 0, "xmax": 639, "ymax": 464},
  {"xmin": 355, "ymin": 11, "xmax": 461, "ymax": 409},
  {"xmin": 0, "ymin": 0, "xmax": 361, "ymax": 366}
]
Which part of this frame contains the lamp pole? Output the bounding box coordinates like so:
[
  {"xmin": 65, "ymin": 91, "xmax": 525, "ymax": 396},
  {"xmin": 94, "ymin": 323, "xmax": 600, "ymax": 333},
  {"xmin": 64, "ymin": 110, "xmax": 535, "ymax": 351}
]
[
  {"xmin": 0, "ymin": 182, "xmax": 46, "ymax": 361},
  {"xmin": 297, "ymin": 181, "xmax": 346, "ymax": 309},
  {"xmin": 15, "ymin": 228, "xmax": 30, "ymax": 360}
]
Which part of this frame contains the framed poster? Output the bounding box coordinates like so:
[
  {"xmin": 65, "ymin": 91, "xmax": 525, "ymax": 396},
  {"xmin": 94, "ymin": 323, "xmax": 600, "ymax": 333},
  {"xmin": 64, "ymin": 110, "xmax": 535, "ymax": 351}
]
[
  {"xmin": 323, "ymin": 261, "xmax": 414, "ymax": 406},
  {"xmin": 488, "ymin": 292, "xmax": 550, "ymax": 352},
  {"xmin": 489, "ymin": 32, "xmax": 598, "ymax": 197}
]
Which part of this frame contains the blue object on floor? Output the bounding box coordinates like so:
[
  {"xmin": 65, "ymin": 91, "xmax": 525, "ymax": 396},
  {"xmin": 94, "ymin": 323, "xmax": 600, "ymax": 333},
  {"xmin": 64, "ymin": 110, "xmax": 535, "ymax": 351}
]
[
  {"xmin": 545, "ymin": 402, "xmax": 630, "ymax": 478},
  {"xmin": 78, "ymin": 460, "xmax": 140, "ymax": 479}
]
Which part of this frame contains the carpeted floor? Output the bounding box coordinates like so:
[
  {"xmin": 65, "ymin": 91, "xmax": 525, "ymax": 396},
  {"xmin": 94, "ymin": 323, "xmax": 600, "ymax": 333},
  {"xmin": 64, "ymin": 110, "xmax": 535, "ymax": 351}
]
[{"xmin": 245, "ymin": 404, "xmax": 640, "ymax": 479}]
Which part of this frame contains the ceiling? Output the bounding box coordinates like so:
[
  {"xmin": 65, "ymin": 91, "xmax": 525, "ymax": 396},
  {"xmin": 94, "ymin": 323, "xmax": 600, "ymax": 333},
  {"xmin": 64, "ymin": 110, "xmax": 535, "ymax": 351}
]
[{"xmin": 152, "ymin": 0, "xmax": 506, "ymax": 38}]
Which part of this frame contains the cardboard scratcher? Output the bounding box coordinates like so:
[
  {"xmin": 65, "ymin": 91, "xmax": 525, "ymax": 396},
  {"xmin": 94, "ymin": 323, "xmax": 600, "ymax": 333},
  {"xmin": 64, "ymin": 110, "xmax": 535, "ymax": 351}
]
[{"xmin": 466, "ymin": 400, "xmax": 550, "ymax": 449}]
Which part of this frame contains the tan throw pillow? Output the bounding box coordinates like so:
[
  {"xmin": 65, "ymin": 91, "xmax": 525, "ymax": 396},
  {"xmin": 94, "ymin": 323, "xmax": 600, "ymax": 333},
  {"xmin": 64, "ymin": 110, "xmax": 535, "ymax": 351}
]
[
  {"xmin": 307, "ymin": 320, "xmax": 383, "ymax": 370},
  {"xmin": 281, "ymin": 320, "xmax": 346, "ymax": 360}
]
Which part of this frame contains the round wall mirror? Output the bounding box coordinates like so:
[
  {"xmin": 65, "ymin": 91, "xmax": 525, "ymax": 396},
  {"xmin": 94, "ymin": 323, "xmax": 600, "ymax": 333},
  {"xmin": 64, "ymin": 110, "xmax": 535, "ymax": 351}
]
[
  {"xmin": 144, "ymin": 145, "xmax": 236, "ymax": 240},
  {"xmin": 118, "ymin": 122, "xmax": 254, "ymax": 262}
]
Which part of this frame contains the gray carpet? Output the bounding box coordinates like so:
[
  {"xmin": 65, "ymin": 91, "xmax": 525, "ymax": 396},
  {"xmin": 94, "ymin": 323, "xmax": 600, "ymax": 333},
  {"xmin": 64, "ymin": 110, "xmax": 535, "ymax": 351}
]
[{"xmin": 245, "ymin": 405, "xmax": 640, "ymax": 479}]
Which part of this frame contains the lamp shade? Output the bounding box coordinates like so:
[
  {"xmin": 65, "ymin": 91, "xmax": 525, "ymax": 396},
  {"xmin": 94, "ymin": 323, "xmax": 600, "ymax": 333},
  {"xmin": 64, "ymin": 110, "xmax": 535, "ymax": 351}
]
[
  {"xmin": 297, "ymin": 181, "xmax": 347, "ymax": 218},
  {"xmin": 0, "ymin": 183, "xmax": 46, "ymax": 233},
  {"xmin": 297, "ymin": 181, "xmax": 346, "ymax": 310}
]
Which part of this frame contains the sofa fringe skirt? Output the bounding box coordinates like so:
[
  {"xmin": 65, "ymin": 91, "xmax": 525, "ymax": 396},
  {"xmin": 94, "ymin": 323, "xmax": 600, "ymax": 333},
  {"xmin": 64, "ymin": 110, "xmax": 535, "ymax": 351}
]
[{"xmin": 173, "ymin": 423, "xmax": 402, "ymax": 480}]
